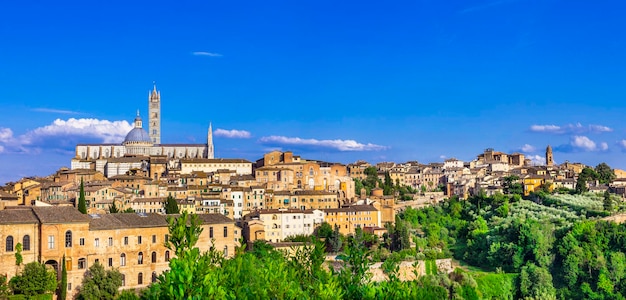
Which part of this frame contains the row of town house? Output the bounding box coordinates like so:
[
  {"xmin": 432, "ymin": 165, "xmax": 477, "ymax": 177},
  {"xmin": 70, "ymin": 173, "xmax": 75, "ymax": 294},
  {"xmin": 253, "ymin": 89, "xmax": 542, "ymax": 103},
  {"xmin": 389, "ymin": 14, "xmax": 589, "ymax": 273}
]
[{"xmin": 0, "ymin": 207, "xmax": 237, "ymax": 299}]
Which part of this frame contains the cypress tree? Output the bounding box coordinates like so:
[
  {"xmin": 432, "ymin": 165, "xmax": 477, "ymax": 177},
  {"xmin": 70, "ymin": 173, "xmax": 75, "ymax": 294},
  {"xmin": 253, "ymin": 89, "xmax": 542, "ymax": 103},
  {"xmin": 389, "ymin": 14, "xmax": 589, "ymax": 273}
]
[
  {"xmin": 78, "ymin": 179, "xmax": 87, "ymax": 214},
  {"xmin": 164, "ymin": 195, "xmax": 180, "ymax": 214},
  {"xmin": 59, "ymin": 255, "xmax": 67, "ymax": 300}
]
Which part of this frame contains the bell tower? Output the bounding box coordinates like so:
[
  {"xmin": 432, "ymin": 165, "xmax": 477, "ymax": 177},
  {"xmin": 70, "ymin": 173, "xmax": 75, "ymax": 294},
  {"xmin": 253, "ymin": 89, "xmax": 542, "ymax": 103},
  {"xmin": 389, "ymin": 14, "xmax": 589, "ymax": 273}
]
[
  {"xmin": 207, "ymin": 122, "xmax": 214, "ymax": 159},
  {"xmin": 149, "ymin": 82, "xmax": 161, "ymax": 144},
  {"xmin": 546, "ymin": 145, "xmax": 554, "ymax": 167}
]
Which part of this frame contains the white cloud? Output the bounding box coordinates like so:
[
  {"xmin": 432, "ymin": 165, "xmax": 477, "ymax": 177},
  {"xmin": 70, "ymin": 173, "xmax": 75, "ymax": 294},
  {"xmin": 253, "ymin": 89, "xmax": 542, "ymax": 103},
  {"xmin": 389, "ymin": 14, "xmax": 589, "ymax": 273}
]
[
  {"xmin": 0, "ymin": 118, "xmax": 132, "ymax": 153},
  {"xmin": 32, "ymin": 108, "xmax": 80, "ymax": 114},
  {"xmin": 192, "ymin": 51, "xmax": 223, "ymax": 57},
  {"xmin": 0, "ymin": 145, "xmax": 4, "ymax": 153},
  {"xmin": 619, "ymin": 140, "xmax": 626, "ymax": 150},
  {"xmin": 214, "ymin": 129, "xmax": 251, "ymax": 139},
  {"xmin": 571, "ymin": 135, "xmax": 597, "ymax": 151},
  {"xmin": 600, "ymin": 142, "xmax": 609, "ymax": 151},
  {"xmin": 26, "ymin": 118, "xmax": 132, "ymax": 144},
  {"xmin": 0, "ymin": 128, "xmax": 13, "ymax": 143},
  {"xmin": 589, "ymin": 125, "xmax": 613, "ymax": 133},
  {"xmin": 259, "ymin": 135, "xmax": 388, "ymax": 151},
  {"xmin": 530, "ymin": 123, "xmax": 613, "ymax": 134},
  {"xmin": 520, "ymin": 144, "xmax": 536, "ymax": 152},
  {"xmin": 530, "ymin": 125, "xmax": 561, "ymax": 133},
  {"xmin": 526, "ymin": 155, "xmax": 546, "ymax": 166},
  {"xmin": 439, "ymin": 155, "xmax": 447, "ymax": 159}
]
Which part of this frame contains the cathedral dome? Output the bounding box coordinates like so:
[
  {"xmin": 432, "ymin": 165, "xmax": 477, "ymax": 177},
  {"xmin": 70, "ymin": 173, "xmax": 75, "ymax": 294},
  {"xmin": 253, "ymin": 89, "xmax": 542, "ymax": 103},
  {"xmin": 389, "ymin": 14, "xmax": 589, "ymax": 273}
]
[
  {"xmin": 123, "ymin": 112, "xmax": 153, "ymax": 145},
  {"xmin": 124, "ymin": 128, "xmax": 152, "ymax": 144}
]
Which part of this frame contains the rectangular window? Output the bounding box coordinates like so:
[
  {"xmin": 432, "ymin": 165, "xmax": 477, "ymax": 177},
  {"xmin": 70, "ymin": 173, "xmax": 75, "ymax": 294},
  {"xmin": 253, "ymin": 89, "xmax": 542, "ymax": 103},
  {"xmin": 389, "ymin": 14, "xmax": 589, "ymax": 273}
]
[
  {"xmin": 79, "ymin": 238, "xmax": 85, "ymax": 246},
  {"xmin": 165, "ymin": 234, "xmax": 169, "ymax": 243},
  {"xmin": 95, "ymin": 238, "xmax": 100, "ymax": 247},
  {"xmin": 48, "ymin": 235, "xmax": 54, "ymax": 249},
  {"xmin": 138, "ymin": 236, "xmax": 142, "ymax": 245},
  {"xmin": 223, "ymin": 226, "xmax": 228, "ymax": 238},
  {"xmin": 108, "ymin": 258, "xmax": 113, "ymax": 267},
  {"xmin": 108, "ymin": 237, "xmax": 113, "ymax": 246},
  {"xmin": 124, "ymin": 237, "xmax": 128, "ymax": 245},
  {"xmin": 78, "ymin": 258, "xmax": 86, "ymax": 269},
  {"xmin": 152, "ymin": 235, "xmax": 156, "ymax": 244},
  {"xmin": 209, "ymin": 227, "xmax": 213, "ymax": 238}
]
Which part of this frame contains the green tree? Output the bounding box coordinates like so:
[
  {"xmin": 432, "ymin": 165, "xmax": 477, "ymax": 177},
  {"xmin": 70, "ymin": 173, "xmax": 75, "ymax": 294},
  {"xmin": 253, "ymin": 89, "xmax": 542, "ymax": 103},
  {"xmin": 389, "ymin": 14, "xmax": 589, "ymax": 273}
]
[
  {"xmin": 0, "ymin": 275, "xmax": 8, "ymax": 299},
  {"xmin": 117, "ymin": 290, "xmax": 140, "ymax": 300},
  {"xmin": 519, "ymin": 263, "xmax": 556, "ymax": 300},
  {"xmin": 144, "ymin": 211, "xmax": 227, "ymax": 299},
  {"xmin": 336, "ymin": 229, "xmax": 373, "ymax": 299},
  {"xmin": 60, "ymin": 255, "xmax": 67, "ymax": 300},
  {"xmin": 164, "ymin": 195, "xmax": 179, "ymax": 214},
  {"xmin": 9, "ymin": 261, "xmax": 57, "ymax": 297},
  {"xmin": 76, "ymin": 261, "xmax": 122, "ymax": 300},
  {"xmin": 78, "ymin": 179, "xmax": 87, "ymax": 214},
  {"xmin": 383, "ymin": 172, "xmax": 394, "ymax": 195},
  {"xmin": 108, "ymin": 201, "xmax": 119, "ymax": 213},
  {"xmin": 328, "ymin": 224, "xmax": 343, "ymax": 253},
  {"xmin": 389, "ymin": 216, "xmax": 410, "ymax": 252},
  {"xmin": 315, "ymin": 222, "xmax": 333, "ymax": 239},
  {"xmin": 503, "ymin": 175, "xmax": 523, "ymax": 195},
  {"xmin": 603, "ymin": 190, "xmax": 614, "ymax": 212},
  {"xmin": 595, "ymin": 162, "xmax": 616, "ymax": 184},
  {"xmin": 575, "ymin": 176, "xmax": 588, "ymax": 195},
  {"xmin": 14, "ymin": 243, "xmax": 23, "ymax": 266}
]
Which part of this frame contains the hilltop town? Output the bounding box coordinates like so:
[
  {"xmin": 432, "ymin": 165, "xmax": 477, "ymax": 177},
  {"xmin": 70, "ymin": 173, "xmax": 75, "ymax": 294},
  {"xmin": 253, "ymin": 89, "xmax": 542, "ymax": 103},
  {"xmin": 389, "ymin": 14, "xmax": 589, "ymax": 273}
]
[{"xmin": 1, "ymin": 86, "xmax": 625, "ymax": 298}]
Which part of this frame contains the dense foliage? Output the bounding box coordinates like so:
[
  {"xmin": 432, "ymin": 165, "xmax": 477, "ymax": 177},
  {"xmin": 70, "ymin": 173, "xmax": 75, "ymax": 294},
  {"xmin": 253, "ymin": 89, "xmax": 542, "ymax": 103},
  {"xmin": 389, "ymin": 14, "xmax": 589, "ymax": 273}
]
[
  {"xmin": 141, "ymin": 212, "xmax": 483, "ymax": 299},
  {"xmin": 164, "ymin": 195, "xmax": 180, "ymax": 214},
  {"xmin": 400, "ymin": 189, "xmax": 626, "ymax": 299},
  {"xmin": 354, "ymin": 167, "xmax": 420, "ymax": 200},
  {"xmin": 9, "ymin": 262, "xmax": 57, "ymax": 297},
  {"xmin": 76, "ymin": 261, "xmax": 123, "ymax": 300}
]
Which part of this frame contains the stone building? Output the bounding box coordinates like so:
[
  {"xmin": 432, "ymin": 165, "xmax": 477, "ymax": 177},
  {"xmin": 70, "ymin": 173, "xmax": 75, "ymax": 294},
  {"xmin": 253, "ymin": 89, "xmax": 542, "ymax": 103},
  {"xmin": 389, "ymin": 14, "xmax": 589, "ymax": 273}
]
[{"xmin": 0, "ymin": 206, "xmax": 236, "ymax": 298}]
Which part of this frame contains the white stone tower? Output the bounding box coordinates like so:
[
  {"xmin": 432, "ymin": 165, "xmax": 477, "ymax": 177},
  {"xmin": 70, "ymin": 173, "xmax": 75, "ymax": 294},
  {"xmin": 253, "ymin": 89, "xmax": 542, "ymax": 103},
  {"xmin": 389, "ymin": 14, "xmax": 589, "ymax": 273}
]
[
  {"xmin": 149, "ymin": 82, "xmax": 161, "ymax": 144},
  {"xmin": 207, "ymin": 122, "xmax": 214, "ymax": 159}
]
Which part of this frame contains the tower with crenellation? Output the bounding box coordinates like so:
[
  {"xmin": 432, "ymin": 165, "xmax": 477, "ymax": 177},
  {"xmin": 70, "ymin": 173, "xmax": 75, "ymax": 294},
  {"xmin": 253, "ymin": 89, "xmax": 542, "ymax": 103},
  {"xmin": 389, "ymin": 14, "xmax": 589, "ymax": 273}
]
[{"xmin": 148, "ymin": 83, "xmax": 161, "ymax": 144}]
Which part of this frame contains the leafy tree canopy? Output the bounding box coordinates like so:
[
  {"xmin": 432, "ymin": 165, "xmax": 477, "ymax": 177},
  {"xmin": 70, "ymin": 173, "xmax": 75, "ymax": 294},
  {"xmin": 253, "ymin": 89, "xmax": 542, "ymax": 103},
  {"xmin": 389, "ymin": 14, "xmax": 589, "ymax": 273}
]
[
  {"xmin": 9, "ymin": 262, "xmax": 57, "ymax": 296},
  {"xmin": 76, "ymin": 261, "xmax": 122, "ymax": 300}
]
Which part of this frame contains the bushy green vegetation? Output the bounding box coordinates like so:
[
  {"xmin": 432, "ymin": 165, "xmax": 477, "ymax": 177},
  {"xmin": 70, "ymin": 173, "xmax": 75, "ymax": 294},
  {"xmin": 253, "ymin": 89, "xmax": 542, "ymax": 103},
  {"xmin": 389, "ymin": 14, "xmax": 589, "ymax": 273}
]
[
  {"xmin": 139, "ymin": 211, "xmax": 482, "ymax": 299},
  {"xmin": 8, "ymin": 262, "xmax": 57, "ymax": 298},
  {"xmin": 354, "ymin": 166, "xmax": 420, "ymax": 200},
  {"xmin": 399, "ymin": 189, "xmax": 626, "ymax": 299}
]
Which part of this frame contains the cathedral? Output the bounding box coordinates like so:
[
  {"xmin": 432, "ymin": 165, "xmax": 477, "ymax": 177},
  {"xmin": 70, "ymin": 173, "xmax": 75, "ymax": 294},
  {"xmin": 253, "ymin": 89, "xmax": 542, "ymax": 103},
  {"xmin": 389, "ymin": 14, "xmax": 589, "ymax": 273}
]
[{"xmin": 71, "ymin": 84, "xmax": 215, "ymax": 177}]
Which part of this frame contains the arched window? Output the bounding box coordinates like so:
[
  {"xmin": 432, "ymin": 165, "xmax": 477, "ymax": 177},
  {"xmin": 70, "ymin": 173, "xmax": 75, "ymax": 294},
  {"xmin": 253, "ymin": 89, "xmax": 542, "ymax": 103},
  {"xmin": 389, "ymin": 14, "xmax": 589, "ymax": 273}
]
[
  {"xmin": 6, "ymin": 236, "xmax": 13, "ymax": 252},
  {"xmin": 165, "ymin": 250, "xmax": 170, "ymax": 262},
  {"xmin": 309, "ymin": 168, "xmax": 314, "ymax": 176},
  {"xmin": 138, "ymin": 252, "xmax": 143, "ymax": 265},
  {"xmin": 22, "ymin": 235, "xmax": 30, "ymax": 251},
  {"xmin": 138, "ymin": 273, "xmax": 143, "ymax": 285},
  {"xmin": 223, "ymin": 246, "xmax": 228, "ymax": 257},
  {"xmin": 121, "ymin": 274, "xmax": 126, "ymax": 286},
  {"xmin": 151, "ymin": 252, "xmax": 157, "ymax": 263},
  {"xmin": 65, "ymin": 230, "xmax": 72, "ymax": 247},
  {"xmin": 120, "ymin": 253, "xmax": 126, "ymax": 266},
  {"xmin": 152, "ymin": 271, "xmax": 157, "ymax": 283}
]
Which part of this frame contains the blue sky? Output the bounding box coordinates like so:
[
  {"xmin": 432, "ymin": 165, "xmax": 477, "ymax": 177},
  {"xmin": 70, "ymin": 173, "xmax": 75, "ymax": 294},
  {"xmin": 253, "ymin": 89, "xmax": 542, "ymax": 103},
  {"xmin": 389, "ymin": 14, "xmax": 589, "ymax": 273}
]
[{"xmin": 1, "ymin": 0, "xmax": 626, "ymax": 184}]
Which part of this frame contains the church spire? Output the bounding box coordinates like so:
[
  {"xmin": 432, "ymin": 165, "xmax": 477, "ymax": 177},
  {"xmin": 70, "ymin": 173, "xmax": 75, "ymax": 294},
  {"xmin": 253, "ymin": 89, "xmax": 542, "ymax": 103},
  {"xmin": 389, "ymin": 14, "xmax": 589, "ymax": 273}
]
[{"xmin": 207, "ymin": 122, "xmax": 214, "ymax": 159}]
